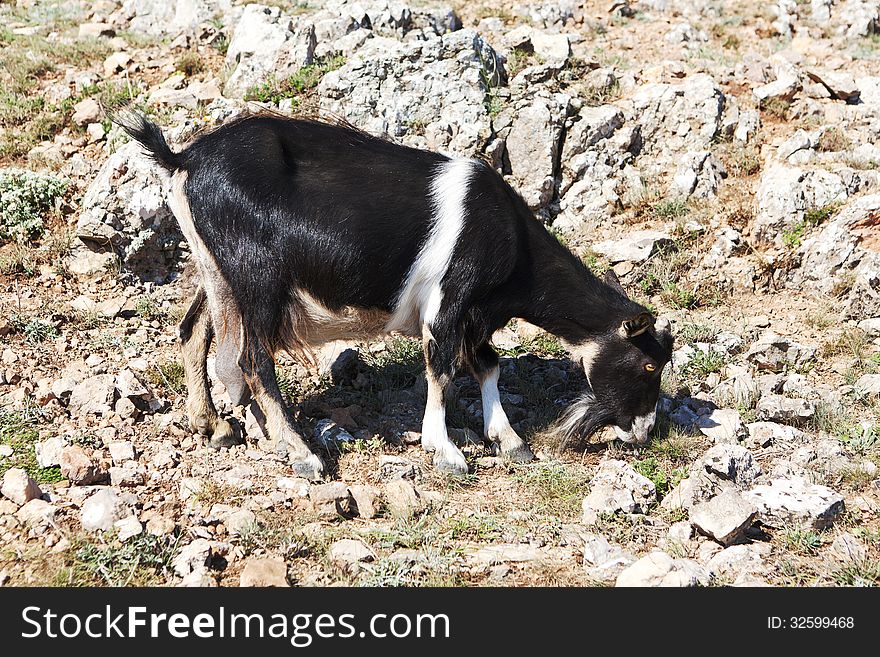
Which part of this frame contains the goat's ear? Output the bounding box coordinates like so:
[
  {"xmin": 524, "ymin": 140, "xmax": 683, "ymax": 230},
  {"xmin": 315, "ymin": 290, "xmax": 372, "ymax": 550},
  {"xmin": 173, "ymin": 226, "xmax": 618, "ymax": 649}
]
[
  {"xmin": 620, "ymin": 312, "xmax": 654, "ymax": 339},
  {"xmin": 603, "ymin": 268, "xmax": 628, "ymax": 297}
]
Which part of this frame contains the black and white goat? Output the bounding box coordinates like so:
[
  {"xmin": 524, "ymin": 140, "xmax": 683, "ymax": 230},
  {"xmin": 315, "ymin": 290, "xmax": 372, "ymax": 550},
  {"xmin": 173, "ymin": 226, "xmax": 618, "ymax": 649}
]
[{"xmin": 117, "ymin": 112, "xmax": 673, "ymax": 480}]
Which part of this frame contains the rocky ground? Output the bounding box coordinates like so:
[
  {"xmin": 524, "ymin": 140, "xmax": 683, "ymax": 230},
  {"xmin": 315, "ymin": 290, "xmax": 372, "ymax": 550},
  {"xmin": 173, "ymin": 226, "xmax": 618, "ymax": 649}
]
[{"xmin": 1, "ymin": 0, "xmax": 879, "ymax": 587}]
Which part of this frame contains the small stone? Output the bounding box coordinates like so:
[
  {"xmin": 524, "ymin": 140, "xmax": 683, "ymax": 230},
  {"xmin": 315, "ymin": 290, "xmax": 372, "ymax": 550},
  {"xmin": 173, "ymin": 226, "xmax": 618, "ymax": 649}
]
[
  {"xmin": 78, "ymin": 22, "xmax": 115, "ymax": 39},
  {"xmin": 348, "ymin": 484, "xmax": 379, "ymax": 519},
  {"xmin": 178, "ymin": 571, "xmax": 219, "ymax": 587},
  {"xmin": 1, "ymin": 468, "xmax": 42, "ymax": 506},
  {"xmin": 276, "ymin": 477, "xmax": 310, "ymax": 497},
  {"xmin": 667, "ymin": 521, "xmax": 695, "ymax": 543},
  {"xmin": 108, "ymin": 440, "xmax": 136, "ymax": 464},
  {"xmin": 146, "ymin": 516, "xmax": 176, "ymax": 536},
  {"xmin": 753, "ymin": 75, "xmax": 799, "ymax": 102},
  {"xmin": 116, "ymin": 369, "xmax": 152, "ymax": 399},
  {"xmin": 210, "ymin": 504, "xmax": 256, "ymax": 536},
  {"xmin": 582, "ymin": 459, "xmax": 656, "ymax": 517},
  {"xmin": 616, "ymin": 551, "xmax": 710, "ymax": 587},
  {"xmin": 705, "ymin": 543, "xmax": 772, "ymax": 580},
  {"xmin": 466, "ymin": 543, "xmax": 542, "ymax": 565},
  {"xmin": 80, "ymin": 487, "xmax": 138, "ymax": 533},
  {"xmin": 35, "ymin": 436, "xmax": 68, "ymax": 468},
  {"xmin": 529, "ymin": 30, "xmax": 570, "ymax": 64},
  {"xmin": 308, "ymin": 482, "xmax": 354, "ymax": 518},
  {"xmin": 86, "ymin": 122, "xmax": 106, "ymax": 143},
  {"xmin": 756, "ymin": 395, "xmax": 815, "ymax": 423},
  {"xmin": 383, "ymin": 479, "xmax": 426, "ymax": 519},
  {"xmin": 690, "ymin": 490, "xmax": 757, "ymax": 546},
  {"xmin": 114, "ymin": 397, "xmax": 138, "ymax": 420},
  {"xmin": 581, "ymin": 533, "xmax": 636, "ymax": 583},
  {"xmin": 109, "ymin": 461, "xmax": 146, "ymax": 487},
  {"xmin": 103, "ymin": 51, "xmax": 131, "ymax": 77},
  {"xmin": 16, "ymin": 499, "xmax": 56, "ymax": 528},
  {"xmin": 173, "ymin": 539, "xmax": 212, "ymax": 577},
  {"xmin": 855, "ymin": 374, "xmax": 880, "ymax": 397},
  {"xmin": 698, "ymin": 444, "xmax": 763, "ymax": 486},
  {"xmin": 745, "ymin": 422, "xmax": 804, "ymax": 448},
  {"xmin": 697, "ymin": 408, "xmax": 743, "ymax": 444},
  {"xmin": 114, "ymin": 515, "xmax": 143, "ymax": 541},
  {"xmin": 858, "ymin": 318, "xmax": 880, "ymax": 337},
  {"xmin": 71, "ymin": 97, "xmax": 101, "ymax": 125},
  {"xmin": 68, "ymin": 374, "xmax": 116, "ymax": 415},
  {"xmin": 745, "ymin": 477, "xmax": 844, "ymax": 529},
  {"xmin": 830, "ymin": 533, "xmax": 867, "ymax": 563},
  {"xmin": 0, "ymin": 445, "xmax": 11, "ymax": 458},
  {"xmin": 240, "ymin": 556, "xmax": 289, "ymax": 587},
  {"xmin": 593, "ymin": 231, "xmax": 671, "ymax": 263},
  {"xmin": 379, "ymin": 454, "xmax": 419, "ymax": 480},
  {"xmin": 60, "ymin": 445, "xmax": 104, "ymax": 485},
  {"xmin": 329, "ymin": 539, "xmax": 375, "ymax": 571}
]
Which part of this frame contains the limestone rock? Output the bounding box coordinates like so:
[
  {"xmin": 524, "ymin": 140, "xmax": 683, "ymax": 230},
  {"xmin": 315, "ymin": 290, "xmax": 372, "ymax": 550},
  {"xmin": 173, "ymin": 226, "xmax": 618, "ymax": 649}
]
[
  {"xmin": 240, "ymin": 556, "xmax": 289, "ymax": 587},
  {"xmin": 744, "ymin": 477, "xmax": 844, "ymax": 529},
  {"xmin": 1, "ymin": 468, "xmax": 42, "ymax": 506},
  {"xmin": 616, "ymin": 551, "xmax": 710, "ymax": 587}
]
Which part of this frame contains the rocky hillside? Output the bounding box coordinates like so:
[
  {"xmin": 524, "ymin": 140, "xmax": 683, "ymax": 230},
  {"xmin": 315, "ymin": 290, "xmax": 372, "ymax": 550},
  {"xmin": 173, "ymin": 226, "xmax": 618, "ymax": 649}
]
[{"xmin": 1, "ymin": 0, "xmax": 879, "ymax": 587}]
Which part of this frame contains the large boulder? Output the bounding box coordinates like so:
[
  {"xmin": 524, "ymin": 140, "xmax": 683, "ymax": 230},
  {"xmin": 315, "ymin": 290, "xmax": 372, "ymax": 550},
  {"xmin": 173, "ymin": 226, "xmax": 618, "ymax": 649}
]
[
  {"xmin": 792, "ymin": 193, "xmax": 880, "ymax": 319},
  {"xmin": 71, "ymin": 142, "xmax": 183, "ymax": 281},
  {"xmin": 223, "ymin": 4, "xmax": 317, "ymax": 98},
  {"xmin": 318, "ymin": 29, "xmax": 501, "ymax": 157},
  {"xmin": 120, "ymin": 0, "xmax": 236, "ymax": 37},
  {"xmin": 505, "ymin": 93, "xmax": 570, "ymax": 211}
]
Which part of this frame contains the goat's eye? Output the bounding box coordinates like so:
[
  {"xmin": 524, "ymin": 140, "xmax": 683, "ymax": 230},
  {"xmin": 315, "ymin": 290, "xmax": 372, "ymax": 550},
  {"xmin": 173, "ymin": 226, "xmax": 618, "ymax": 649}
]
[{"xmin": 644, "ymin": 363, "xmax": 656, "ymax": 372}]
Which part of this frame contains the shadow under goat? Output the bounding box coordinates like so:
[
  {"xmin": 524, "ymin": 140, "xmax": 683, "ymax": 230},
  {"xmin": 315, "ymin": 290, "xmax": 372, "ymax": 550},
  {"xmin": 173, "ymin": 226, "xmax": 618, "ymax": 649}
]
[{"xmin": 114, "ymin": 111, "xmax": 673, "ymax": 480}]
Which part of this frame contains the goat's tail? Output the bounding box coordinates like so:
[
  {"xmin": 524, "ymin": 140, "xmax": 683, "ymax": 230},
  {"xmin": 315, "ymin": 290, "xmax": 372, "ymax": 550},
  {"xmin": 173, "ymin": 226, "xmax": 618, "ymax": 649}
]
[{"xmin": 111, "ymin": 111, "xmax": 185, "ymax": 171}]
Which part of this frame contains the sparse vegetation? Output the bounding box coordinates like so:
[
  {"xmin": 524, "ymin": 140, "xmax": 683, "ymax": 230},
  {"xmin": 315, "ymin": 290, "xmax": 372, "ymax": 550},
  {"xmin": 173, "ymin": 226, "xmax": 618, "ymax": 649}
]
[
  {"xmin": 513, "ymin": 461, "xmax": 591, "ymax": 517},
  {"xmin": 816, "ymin": 127, "xmax": 852, "ymax": 153},
  {"xmin": 61, "ymin": 533, "xmax": 181, "ymax": 587},
  {"xmin": 175, "ymin": 52, "xmax": 205, "ymax": 77},
  {"xmin": 147, "ymin": 359, "xmax": 186, "ymax": 396},
  {"xmin": 244, "ymin": 55, "xmax": 345, "ymax": 106},
  {"xmin": 0, "ymin": 410, "xmax": 63, "ymax": 483},
  {"xmin": 0, "ymin": 169, "xmax": 67, "ymax": 242}
]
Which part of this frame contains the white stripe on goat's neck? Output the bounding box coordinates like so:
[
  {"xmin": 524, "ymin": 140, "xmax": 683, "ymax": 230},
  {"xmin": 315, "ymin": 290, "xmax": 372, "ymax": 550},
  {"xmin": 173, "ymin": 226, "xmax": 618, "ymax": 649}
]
[
  {"xmin": 387, "ymin": 159, "xmax": 474, "ymax": 333},
  {"xmin": 572, "ymin": 340, "xmax": 602, "ymax": 387}
]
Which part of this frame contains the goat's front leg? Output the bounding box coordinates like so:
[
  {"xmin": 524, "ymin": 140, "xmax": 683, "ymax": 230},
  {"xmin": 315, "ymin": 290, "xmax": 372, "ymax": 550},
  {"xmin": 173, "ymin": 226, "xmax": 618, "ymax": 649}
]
[
  {"xmin": 178, "ymin": 287, "xmax": 238, "ymax": 448},
  {"xmin": 469, "ymin": 343, "xmax": 535, "ymax": 463},
  {"xmin": 420, "ymin": 324, "xmax": 469, "ymax": 475},
  {"xmin": 239, "ymin": 344, "xmax": 324, "ymax": 481}
]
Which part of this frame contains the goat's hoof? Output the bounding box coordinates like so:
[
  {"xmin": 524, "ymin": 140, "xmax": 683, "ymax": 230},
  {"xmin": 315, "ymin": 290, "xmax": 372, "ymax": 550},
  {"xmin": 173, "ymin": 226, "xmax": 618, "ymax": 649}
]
[
  {"xmin": 502, "ymin": 442, "xmax": 536, "ymax": 464},
  {"xmin": 189, "ymin": 415, "xmax": 212, "ymax": 436},
  {"xmin": 433, "ymin": 448, "xmax": 469, "ymax": 476},
  {"xmin": 207, "ymin": 418, "xmax": 242, "ymax": 450},
  {"xmin": 290, "ymin": 452, "xmax": 325, "ymax": 482}
]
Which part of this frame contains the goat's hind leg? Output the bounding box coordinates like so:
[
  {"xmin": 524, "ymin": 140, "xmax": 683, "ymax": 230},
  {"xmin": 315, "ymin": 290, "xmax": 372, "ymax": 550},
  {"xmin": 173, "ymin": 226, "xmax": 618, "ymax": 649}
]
[
  {"xmin": 238, "ymin": 341, "xmax": 324, "ymax": 481},
  {"xmin": 468, "ymin": 343, "xmax": 535, "ymax": 463},
  {"xmin": 178, "ymin": 287, "xmax": 239, "ymax": 448}
]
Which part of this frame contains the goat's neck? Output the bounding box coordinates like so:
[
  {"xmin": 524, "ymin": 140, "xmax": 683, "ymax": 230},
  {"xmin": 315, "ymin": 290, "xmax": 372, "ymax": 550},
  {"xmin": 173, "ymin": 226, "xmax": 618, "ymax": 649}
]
[{"xmin": 519, "ymin": 230, "xmax": 631, "ymax": 344}]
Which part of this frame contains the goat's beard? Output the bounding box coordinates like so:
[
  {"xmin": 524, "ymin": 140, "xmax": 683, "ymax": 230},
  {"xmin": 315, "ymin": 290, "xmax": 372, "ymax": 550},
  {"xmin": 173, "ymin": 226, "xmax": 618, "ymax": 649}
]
[{"xmin": 553, "ymin": 391, "xmax": 615, "ymax": 451}]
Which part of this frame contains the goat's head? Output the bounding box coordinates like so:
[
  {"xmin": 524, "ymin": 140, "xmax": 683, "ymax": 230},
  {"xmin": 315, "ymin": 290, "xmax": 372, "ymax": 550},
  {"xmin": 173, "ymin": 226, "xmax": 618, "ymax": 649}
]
[{"xmin": 557, "ymin": 270, "xmax": 674, "ymax": 447}]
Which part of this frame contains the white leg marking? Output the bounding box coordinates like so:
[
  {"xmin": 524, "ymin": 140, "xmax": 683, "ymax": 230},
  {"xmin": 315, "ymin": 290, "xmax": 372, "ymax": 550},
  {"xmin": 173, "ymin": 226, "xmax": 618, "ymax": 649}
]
[
  {"xmin": 387, "ymin": 159, "xmax": 475, "ymax": 333},
  {"xmin": 420, "ymin": 375, "xmax": 446, "ymax": 453},
  {"xmin": 479, "ymin": 365, "xmax": 532, "ymax": 460},
  {"xmin": 421, "ymin": 370, "xmax": 468, "ymax": 474},
  {"xmin": 480, "ymin": 366, "xmax": 514, "ymax": 439}
]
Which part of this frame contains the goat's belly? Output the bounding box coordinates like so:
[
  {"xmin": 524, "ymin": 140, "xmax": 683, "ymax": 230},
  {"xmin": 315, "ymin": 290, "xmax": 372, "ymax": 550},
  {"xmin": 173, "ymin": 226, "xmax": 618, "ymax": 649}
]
[{"xmin": 291, "ymin": 289, "xmax": 417, "ymax": 346}]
